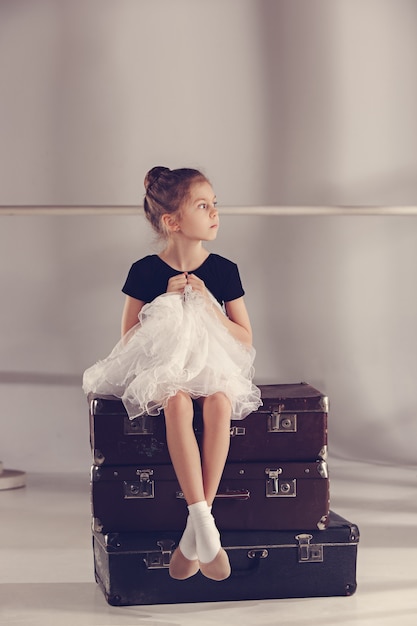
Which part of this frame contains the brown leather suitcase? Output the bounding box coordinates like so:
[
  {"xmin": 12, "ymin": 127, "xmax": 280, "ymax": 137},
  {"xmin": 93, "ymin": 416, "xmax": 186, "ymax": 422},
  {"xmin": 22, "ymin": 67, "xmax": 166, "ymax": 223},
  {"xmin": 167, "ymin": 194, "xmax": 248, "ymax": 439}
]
[
  {"xmin": 88, "ymin": 382, "xmax": 328, "ymax": 466},
  {"xmin": 89, "ymin": 394, "xmax": 172, "ymax": 466},
  {"xmin": 91, "ymin": 459, "xmax": 330, "ymax": 534},
  {"xmin": 229, "ymin": 383, "xmax": 328, "ymax": 462},
  {"xmin": 92, "ymin": 510, "xmax": 358, "ymax": 606}
]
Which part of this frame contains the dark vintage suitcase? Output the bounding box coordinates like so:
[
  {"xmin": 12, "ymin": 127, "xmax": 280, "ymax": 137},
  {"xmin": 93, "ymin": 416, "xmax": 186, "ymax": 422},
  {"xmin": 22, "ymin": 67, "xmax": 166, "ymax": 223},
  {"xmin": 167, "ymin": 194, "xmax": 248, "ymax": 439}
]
[
  {"xmin": 91, "ymin": 459, "xmax": 330, "ymax": 534},
  {"xmin": 88, "ymin": 382, "xmax": 328, "ymax": 466},
  {"xmin": 92, "ymin": 510, "xmax": 359, "ymax": 606}
]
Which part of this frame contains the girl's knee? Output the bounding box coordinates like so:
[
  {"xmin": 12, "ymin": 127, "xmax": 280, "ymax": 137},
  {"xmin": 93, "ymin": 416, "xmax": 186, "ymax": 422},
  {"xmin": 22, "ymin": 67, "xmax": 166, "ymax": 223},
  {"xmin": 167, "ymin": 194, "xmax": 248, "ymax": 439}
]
[
  {"xmin": 204, "ymin": 392, "xmax": 232, "ymax": 416},
  {"xmin": 164, "ymin": 391, "xmax": 193, "ymax": 418}
]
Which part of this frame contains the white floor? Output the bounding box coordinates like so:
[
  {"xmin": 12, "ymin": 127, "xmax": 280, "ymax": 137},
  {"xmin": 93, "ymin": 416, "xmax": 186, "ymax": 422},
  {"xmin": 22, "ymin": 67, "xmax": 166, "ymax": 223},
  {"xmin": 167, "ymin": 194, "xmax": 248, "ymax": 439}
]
[{"xmin": 0, "ymin": 458, "xmax": 416, "ymax": 626}]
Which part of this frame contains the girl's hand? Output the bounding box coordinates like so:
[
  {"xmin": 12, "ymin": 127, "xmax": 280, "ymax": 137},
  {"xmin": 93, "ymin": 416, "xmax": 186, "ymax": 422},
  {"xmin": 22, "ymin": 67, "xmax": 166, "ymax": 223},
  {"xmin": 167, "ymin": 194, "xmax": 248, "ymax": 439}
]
[
  {"xmin": 186, "ymin": 273, "xmax": 208, "ymax": 299},
  {"xmin": 166, "ymin": 273, "xmax": 188, "ymax": 294}
]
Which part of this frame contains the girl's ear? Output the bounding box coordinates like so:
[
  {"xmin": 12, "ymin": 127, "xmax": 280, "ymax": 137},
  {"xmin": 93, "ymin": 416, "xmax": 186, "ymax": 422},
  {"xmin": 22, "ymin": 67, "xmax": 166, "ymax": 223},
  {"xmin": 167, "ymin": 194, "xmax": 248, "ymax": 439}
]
[{"xmin": 161, "ymin": 213, "xmax": 180, "ymax": 233}]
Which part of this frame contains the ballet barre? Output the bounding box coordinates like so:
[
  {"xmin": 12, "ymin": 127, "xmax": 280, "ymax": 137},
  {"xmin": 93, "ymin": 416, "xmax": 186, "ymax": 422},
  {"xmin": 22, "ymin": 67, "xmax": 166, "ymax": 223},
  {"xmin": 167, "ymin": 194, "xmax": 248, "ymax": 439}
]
[{"xmin": 1, "ymin": 205, "xmax": 417, "ymax": 216}]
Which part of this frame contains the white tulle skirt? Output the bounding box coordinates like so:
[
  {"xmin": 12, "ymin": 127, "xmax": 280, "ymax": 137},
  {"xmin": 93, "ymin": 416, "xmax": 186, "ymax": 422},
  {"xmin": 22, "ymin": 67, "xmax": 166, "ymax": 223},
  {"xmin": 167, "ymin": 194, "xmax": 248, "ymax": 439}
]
[{"xmin": 82, "ymin": 287, "xmax": 262, "ymax": 420}]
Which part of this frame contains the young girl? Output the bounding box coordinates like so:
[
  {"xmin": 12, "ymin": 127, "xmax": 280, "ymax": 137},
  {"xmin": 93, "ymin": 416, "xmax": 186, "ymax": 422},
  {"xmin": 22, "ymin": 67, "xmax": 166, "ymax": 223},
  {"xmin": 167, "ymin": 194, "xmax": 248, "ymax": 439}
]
[{"xmin": 83, "ymin": 166, "xmax": 262, "ymax": 582}]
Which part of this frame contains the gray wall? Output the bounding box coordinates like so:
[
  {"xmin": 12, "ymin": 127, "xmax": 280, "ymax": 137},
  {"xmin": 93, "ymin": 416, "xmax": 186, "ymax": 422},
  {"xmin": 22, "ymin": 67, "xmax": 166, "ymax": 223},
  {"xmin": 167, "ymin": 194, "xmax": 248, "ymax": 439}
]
[{"xmin": 1, "ymin": 1, "xmax": 416, "ymax": 471}]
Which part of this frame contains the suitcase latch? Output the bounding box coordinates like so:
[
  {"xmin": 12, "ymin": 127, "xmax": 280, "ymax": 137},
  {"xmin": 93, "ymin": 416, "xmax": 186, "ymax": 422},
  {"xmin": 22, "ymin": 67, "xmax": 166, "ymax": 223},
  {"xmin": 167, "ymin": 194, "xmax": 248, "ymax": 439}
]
[
  {"xmin": 143, "ymin": 540, "xmax": 175, "ymax": 569},
  {"xmin": 230, "ymin": 426, "xmax": 246, "ymax": 437},
  {"xmin": 265, "ymin": 468, "xmax": 297, "ymax": 497},
  {"xmin": 124, "ymin": 414, "xmax": 154, "ymax": 435},
  {"xmin": 295, "ymin": 534, "xmax": 324, "ymax": 563},
  {"xmin": 123, "ymin": 469, "xmax": 154, "ymax": 499},
  {"xmin": 268, "ymin": 411, "xmax": 297, "ymax": 433}
]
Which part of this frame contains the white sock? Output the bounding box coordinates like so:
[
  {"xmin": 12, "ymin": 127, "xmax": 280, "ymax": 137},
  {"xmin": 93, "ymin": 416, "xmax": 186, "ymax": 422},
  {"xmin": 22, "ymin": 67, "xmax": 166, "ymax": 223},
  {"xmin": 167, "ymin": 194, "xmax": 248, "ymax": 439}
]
[
  {"xmin": 188, "ymin": 501, "xmax": 221, "ymax": 564},
  {"xmin": 178, "ymin": 514, "xmax": 197, "ymax": 560}
]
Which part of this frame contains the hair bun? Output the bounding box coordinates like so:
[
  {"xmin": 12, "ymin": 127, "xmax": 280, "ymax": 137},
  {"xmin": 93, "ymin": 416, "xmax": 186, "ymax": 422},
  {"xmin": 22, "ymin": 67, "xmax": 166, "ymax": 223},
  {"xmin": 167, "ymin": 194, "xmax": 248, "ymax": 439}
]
[{"xmin": 144, "ymin": 166, "xmax": 170, "ymax": 192}]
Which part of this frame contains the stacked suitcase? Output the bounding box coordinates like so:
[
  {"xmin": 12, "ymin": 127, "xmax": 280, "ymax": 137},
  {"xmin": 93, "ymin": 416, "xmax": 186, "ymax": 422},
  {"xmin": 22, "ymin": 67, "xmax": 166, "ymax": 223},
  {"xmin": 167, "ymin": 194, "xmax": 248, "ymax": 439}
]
[{"xmin": 88, "ymin": 382, "xmax": 359, "ymax": 605}]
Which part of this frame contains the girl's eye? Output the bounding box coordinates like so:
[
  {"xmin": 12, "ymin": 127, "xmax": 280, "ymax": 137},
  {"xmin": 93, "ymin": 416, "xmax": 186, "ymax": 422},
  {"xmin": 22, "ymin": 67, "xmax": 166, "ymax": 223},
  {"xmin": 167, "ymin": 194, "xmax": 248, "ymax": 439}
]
[{"xmin": 197, "ymin": 201, "xmax": 217, "ymax": 210}]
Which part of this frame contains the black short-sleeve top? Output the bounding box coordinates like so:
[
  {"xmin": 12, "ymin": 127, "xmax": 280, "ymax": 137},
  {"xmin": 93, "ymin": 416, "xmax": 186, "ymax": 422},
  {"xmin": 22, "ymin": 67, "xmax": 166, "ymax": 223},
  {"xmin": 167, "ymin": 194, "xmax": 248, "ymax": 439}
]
[{"xmin": 122, "ymin": 253, "xmax": 245, "ymax": 306}]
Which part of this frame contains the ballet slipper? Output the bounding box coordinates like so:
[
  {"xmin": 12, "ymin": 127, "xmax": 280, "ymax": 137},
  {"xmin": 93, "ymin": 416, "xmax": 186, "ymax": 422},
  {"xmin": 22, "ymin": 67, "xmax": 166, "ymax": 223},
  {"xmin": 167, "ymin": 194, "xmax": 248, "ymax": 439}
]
[
  {"xmin": 199, "ymin": 548, "xmax": 231, "ymax": 581},
  {"xmin": 169, "ymin": 547, "xmax": 200, "ymax": 580}
]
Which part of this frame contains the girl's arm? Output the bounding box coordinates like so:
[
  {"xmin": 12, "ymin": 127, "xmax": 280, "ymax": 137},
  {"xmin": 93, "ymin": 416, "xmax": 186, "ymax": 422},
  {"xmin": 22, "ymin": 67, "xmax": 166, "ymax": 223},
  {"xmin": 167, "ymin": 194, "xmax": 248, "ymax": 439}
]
[
  {"xmin": 222, "ymin": 297, "xmax": 253, "ymax": 347},
  {"xmin": 121, "ymin": 295, "xmax": 146, "ymax": 337}
]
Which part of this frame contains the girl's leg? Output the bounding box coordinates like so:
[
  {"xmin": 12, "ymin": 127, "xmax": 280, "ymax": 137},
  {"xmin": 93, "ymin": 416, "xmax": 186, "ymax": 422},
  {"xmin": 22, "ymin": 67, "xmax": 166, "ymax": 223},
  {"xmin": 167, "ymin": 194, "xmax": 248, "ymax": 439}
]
[
  {"xmin": 164, "ymin": 391, "xmax": 204, "ymax": 504},
  {"xmin": 164, "ymin": 391, "xmax": 202, "ymax": 580},
  {"xmin": 187, "ymin": 392, "xmax": 231, "ymax": 580},
  {"xmin": 200, "ymin": 392, "xmax": 232, "ymax": 505}
]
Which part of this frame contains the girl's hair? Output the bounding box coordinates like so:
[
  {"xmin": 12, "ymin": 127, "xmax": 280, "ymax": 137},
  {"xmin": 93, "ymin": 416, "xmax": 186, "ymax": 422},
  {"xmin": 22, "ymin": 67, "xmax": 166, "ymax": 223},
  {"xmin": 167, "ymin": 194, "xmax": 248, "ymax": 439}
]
[{"xmin": 143, "ymin": 166, "xmax": 209, "ymax": 237}]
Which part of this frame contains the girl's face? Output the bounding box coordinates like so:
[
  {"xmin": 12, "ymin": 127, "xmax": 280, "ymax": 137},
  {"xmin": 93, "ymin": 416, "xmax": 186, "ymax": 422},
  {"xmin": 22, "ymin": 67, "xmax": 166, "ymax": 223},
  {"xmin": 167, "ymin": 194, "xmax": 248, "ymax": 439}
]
[{"xmin": 176, "ymin": 180, "xmax": 219, "ymax": 242}]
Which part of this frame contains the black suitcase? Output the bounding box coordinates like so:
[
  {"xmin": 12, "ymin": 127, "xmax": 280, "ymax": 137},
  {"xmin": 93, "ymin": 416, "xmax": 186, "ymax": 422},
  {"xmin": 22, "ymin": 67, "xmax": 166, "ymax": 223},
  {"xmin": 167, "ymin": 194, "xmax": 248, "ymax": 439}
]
[
  {"xmin": 91, "ymin": 459, "xmax": 330, "ymax": 533},
  {"xmin": 92, "ymin": 510, "xmax": 358, "ymax": 606},
  {"xmin": 88, "ymin": 382, "xmax": 328, "ymax": 466}
]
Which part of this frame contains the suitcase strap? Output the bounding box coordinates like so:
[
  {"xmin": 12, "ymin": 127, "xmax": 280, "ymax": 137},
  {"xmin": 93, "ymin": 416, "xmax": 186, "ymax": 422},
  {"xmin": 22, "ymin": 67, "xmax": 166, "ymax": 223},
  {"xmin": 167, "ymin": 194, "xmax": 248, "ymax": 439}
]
[{"xmin": 141, "ymin": 536, "xmax": 324, "ymax": 571}]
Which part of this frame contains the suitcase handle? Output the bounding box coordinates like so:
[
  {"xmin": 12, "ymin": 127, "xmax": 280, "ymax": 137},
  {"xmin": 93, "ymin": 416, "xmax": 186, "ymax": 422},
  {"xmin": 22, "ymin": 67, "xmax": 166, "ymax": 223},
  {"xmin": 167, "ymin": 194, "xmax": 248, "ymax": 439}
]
[
  {"xmin": 176, "ymin": 489, "xmax": 250, "ymax": 501},
  {"xmin": 228, "ymin": 549, "xmax": 269, "ymax": 577},
  {"xmin": 215, "ymin": 489, "xmax": 250, "ymax": 501}
]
